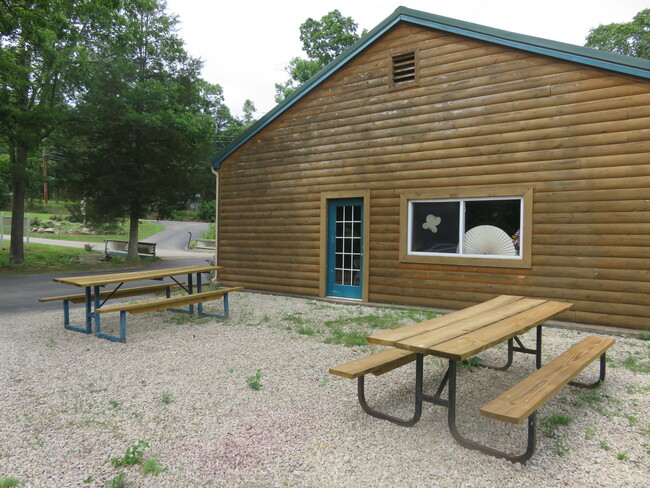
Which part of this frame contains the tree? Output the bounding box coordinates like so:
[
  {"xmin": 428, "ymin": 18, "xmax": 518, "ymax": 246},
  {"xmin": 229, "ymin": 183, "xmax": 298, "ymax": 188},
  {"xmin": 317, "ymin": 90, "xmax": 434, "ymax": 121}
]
[
  {"xmin": 300, "ymin": 9, "xmax": 362, "ymax": 65},
  {"xmin": 585, "ymin": 9, "xmax": 650, "ymax": 59},
  {"xmin": 275, "ymin": 10, "xmax": 364, "ymax": 103},
  {"xmin": 58, "ymin": 0, "xmax": 216, "ymax": 258},
  {"xmin": 0, "ymin": 0, "xmax": 119, "ymax": 263},
  {"xmin": 241, "ymin": 99, "xmax": 257, "ymax": 127}
]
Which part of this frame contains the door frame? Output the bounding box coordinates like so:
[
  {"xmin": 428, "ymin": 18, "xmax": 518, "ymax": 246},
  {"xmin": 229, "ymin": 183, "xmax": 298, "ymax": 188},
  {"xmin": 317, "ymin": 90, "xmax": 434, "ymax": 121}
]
[{"xmin": 319, "ymin": 190, "xmax": 370, "ymax": 301}]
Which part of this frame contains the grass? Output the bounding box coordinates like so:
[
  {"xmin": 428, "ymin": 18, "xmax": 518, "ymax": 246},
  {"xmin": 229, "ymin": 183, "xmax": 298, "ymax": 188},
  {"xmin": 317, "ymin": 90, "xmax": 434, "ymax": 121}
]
[
  {"xmin": 621, "ymin": 354, "xmax": 650, "ymax": 373},
  {"xmin": 0, "ymin": 243, "xmax": 158, "ymax": 275},
  {"xmin": 0, "ymin": 478, "xmax": 20, "ymax": 488},
  {"xmin": 319, "ymin": 307, "xmax": 439, "ymax": 347},
  {"xmin": 324, "ymin": 308, "xmax": 438, "ymax": 331},
  {"xmin": 160, "ymin": 392, "xmax": 174, "ymax": 405},
  {"xmin": 540, "ymin": 413, "xmax": 573, "ymax": 456},
  {"xmin": 324, "ymin": 326, "xmax": 368, "ymax": 346},
  {"xmin": 141, "ymin": 458, "xmax": 165, "ymax": 475}
]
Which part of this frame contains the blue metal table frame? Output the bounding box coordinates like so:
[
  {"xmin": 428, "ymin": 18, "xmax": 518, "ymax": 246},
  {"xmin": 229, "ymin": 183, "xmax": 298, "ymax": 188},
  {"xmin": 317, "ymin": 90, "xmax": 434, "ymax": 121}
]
[{"xmin": 52, "ymin": 265, "xmax": 222, "ymax": 338}]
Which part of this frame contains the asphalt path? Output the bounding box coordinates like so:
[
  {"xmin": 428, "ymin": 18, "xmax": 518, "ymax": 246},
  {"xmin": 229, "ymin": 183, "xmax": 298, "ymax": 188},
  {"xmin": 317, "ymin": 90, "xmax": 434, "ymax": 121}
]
[
  {"xmin": 144, "ymin": 220, "xmax": 212, "ymax": 257},
  {"xmin": 1, "ymin": 221, "xmax": 215, "ymax": 314}
]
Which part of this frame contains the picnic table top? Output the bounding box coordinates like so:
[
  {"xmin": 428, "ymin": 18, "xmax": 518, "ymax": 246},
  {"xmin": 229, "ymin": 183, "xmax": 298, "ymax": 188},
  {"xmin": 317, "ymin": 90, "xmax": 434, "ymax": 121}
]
[
  {"xmin": 368, "ymin": 295, "xmax": 572, "ymax": 361},
  {"xmin": 53, "ymin": 265, "xmax": 222, "ymax": 287}
]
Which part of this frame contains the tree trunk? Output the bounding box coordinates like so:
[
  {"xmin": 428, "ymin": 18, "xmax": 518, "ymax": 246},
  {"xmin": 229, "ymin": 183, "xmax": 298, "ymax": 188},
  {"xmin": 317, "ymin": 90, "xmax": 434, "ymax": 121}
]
[
  {"xmin": 9, "ymin": 145, "xmax": 28, "ymax": 264},
  {"xmin": 127, "ymin": 198, "xmax": 140, "ymax": 259}
]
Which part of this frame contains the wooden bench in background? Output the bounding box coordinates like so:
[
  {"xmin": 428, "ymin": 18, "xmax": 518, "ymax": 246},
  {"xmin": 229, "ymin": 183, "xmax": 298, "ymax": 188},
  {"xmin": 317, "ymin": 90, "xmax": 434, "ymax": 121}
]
[
  {"xmin": 104, "ymin": 239, "xmax": 156, "ymax": 258},
  {"xmin": 95, "ymin": 286, "xmax": 244, "ymax": 342}
]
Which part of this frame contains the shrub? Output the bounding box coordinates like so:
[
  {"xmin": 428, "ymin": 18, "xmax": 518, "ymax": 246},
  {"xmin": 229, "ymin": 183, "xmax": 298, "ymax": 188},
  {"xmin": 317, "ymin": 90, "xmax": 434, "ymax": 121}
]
[{"xmin": 197, "ymin": 200, "xmax": 215, "ymax": 222}]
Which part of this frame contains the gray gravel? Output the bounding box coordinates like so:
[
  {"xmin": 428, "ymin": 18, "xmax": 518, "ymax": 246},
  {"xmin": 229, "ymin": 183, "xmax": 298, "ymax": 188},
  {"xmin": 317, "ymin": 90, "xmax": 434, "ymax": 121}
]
[{"xmin": 1, "ymin": 291, "xmax": 648, "ymax": 487}]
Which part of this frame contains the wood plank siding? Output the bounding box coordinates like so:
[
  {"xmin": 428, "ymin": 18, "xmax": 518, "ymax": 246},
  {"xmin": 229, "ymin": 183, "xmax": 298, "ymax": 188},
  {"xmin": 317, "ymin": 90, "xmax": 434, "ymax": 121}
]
[{"xmin": 217, "ymin": 21, "xmax": 650, "ymax": 331}]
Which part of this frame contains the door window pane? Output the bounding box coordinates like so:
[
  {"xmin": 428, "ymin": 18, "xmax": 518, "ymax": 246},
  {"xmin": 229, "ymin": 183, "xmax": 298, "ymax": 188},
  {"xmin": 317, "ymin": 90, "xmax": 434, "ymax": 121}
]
[{"xmin": 333, "ymin": 203, "xmax": 363, "ymax": 286}]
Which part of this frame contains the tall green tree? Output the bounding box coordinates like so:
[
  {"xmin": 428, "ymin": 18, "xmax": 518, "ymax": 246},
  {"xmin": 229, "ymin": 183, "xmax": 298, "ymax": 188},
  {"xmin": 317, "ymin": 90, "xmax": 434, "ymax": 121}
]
[
  {"xmin": 585, "ymin": 9, "xmax": 650, "ymax": 59},
  {"xmin": 0, "ymin": 0, "xmax": 119, "ymax": 263},
  {"xmin": 59, "ymin": 0, "xmax": 216, "ymax": 257},
  {"xmin": 275, "ymin": 10, "xmax": 364, "ymax": 103}
]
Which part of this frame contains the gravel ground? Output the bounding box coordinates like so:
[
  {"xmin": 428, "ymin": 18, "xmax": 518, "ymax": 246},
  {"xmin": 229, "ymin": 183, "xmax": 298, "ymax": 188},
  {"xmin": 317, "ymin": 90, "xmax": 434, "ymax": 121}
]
[{"xmin": 1, "ymin": 291, "xmax": 648, "ymax": 488}]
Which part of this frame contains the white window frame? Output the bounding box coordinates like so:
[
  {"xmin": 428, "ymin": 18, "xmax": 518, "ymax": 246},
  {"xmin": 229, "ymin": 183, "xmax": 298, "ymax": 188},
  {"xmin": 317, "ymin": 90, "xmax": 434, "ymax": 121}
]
[
  {"xmin": 399, "ymin": 186, "xmax": 533, "ymax": 269},
  {"xmin": 407, "ymin": 196, "xmax": 524, "ymax": 260}
]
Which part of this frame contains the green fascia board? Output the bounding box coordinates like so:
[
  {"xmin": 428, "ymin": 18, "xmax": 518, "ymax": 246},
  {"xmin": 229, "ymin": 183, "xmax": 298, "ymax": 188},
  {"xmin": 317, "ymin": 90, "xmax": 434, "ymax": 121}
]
[{"xmin": 212, "ymin": 6, "xmax": 650, "ymax": 169}]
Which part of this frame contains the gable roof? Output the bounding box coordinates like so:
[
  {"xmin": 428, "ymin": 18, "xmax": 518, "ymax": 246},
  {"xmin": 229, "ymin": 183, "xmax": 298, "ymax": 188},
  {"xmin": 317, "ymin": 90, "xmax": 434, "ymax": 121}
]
[{"xmin": 212, "ymin": 6, "xmax": 650, "ymax": 169}]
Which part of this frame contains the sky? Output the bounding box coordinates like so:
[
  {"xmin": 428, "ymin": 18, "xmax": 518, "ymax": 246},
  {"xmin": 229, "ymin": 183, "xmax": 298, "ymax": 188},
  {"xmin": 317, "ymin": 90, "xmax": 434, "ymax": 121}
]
[{"xmin": 164, "ymin": 0, "xmax": 647, "ymax": 118}]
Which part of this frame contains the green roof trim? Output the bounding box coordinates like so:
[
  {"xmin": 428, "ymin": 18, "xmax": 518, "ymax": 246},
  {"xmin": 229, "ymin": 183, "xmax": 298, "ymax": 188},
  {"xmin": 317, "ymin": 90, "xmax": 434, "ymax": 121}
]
[{"xmin": 212, "ymin": 6, "xmax": 650, "ymax": 169}]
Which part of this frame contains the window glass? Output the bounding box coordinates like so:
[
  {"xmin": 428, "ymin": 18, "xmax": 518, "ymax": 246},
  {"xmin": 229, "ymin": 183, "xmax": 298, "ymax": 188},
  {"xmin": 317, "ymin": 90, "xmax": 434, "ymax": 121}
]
[{"xmin": 410, "ymin": 201, "xmax": 460, "ymax": 254}]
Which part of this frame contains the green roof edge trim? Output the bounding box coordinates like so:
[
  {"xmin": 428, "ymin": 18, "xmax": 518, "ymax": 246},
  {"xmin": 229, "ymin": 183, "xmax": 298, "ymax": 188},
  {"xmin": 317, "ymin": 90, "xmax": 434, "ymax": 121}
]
[{"xmin": 212, "ymin": 6, "xmax": 650, "ymax": 169}]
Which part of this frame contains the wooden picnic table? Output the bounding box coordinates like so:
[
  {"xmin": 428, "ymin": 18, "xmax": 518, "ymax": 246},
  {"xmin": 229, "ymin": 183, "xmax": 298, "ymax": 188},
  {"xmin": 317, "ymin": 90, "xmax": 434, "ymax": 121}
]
[
  {"xmin": 364, "ymin": 295, "xmax": 574, "ymax": 461},
  {"xmin": 48, "ymin": 265, "xmax": 222, "ymax": 341}
]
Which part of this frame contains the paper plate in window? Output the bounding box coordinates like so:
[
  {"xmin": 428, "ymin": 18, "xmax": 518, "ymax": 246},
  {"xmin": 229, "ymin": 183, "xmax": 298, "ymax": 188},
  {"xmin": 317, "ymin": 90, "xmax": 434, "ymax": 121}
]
[{"xmin": 463, "ymin": 225, "xmax": 516, "ymax": 255}]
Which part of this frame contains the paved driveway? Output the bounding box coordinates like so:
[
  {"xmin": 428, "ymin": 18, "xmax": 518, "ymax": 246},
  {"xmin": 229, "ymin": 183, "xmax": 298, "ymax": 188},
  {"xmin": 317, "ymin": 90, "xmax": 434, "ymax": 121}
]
[{"xmin": 1, "ymin": 220, "xmax": 215, "ymax": 314}]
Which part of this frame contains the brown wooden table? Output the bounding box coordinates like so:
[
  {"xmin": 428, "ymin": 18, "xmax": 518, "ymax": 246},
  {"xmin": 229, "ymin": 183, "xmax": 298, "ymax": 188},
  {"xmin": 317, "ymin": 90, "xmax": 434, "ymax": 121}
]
[
  {"xmin": 365, "ymin": 295, "xmax": 572, "ymax": 462},
  {"xmin": 52, "ymin": 265, "xmax": 222, "ymax": 337}
]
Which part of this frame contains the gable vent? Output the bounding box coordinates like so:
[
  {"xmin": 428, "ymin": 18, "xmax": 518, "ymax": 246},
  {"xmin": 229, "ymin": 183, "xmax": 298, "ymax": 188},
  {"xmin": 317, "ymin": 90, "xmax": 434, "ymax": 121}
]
[{"xmin": 392, "ymin": 52, "xmax": 416, "ymax": 83}]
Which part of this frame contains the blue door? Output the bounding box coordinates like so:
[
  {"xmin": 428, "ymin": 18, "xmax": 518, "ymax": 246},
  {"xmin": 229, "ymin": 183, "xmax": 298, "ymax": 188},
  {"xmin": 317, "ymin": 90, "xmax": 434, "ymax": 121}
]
[{"xmin": 327, "ymin": 198, "xmax": 363, "ymax": 299}]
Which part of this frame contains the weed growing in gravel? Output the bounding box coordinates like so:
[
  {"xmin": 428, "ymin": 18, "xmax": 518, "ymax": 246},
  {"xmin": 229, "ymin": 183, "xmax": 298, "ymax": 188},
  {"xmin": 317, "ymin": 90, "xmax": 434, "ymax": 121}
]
[
  {"xmin": 459, "ymin": 356, "xmax": 482, "ymax": 370},
  {"xmin": 0, "ymin": 478, "xmax": 20, "ymax": 488},
  {"xmin": 585, "ymin": 428, "xmax": 597, "ymax": 440},
  {"xmin": 111, "ymin": 441, "xmax": 149, "ymax": 467},
  {"xmin": 107, "ymin": 472, "xmax": 131, "ymax": 488},
  {"xmin": 616, "ymin": 452, "xmax": 629, "ymax": 461},
  {"xmin": 600, "ymin": 441, "xmax": 612, "ymax": 451},
  {"xmin": 141, "ymin": 458, "xmax": 165, "ymax": 475},
  {"xmin": 160, "ymin": 392, "xmax": 174, "ymax": 405},
  {"xmin": 540, "ymin": 414, "xmax": 573, "ymax": 456},
  {"xmin": 109, "ymin": 399, "xmax": 120, "ymax": 410},
  {"xmin": 246, "ymin": 369, "xmax": 264, "ymax": 390},
  {"xmin": 83, "ymin": 476, "xmax": 93, "ymax": 483}
]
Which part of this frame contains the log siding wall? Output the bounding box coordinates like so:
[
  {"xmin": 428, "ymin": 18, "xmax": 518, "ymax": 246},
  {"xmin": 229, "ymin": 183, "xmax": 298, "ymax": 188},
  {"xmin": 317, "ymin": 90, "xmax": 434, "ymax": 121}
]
[{"xmin": 218, "ymin": 22, "xmax": 650, "ymax": 330}]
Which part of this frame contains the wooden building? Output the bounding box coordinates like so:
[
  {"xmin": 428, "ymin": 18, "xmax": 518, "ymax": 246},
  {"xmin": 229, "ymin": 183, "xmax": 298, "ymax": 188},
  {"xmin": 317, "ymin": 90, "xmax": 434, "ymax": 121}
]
[{"xmin": 211, "ymin": 7, "xmax": 650, "ymax": 331}]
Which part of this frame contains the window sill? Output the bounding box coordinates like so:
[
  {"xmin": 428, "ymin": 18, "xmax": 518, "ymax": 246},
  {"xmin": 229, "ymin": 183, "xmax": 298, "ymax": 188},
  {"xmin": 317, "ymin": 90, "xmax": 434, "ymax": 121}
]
[{"xmin": 400, "ymin": 253, "xmax": 532, "ymax": 269}]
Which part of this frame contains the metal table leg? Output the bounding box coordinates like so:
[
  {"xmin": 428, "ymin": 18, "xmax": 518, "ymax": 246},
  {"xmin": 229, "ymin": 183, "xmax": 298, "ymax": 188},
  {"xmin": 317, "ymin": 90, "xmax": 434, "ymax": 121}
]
[
  {"xmin": 447, "ymin": 360, "xmax": 537, "ymax": 463},
  {"xmin": 357, "ymin": 354, "xmax": 424, "ymax": 427}
]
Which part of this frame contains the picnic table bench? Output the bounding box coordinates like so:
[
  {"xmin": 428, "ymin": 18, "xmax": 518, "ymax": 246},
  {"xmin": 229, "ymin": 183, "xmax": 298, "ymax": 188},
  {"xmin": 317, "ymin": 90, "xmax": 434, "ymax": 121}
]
[
  {"xmin": 41, "ymin": 265, "xmax": 240, "ymax": 343},
  {"xmin": 330, "ymin": 295, "xmax": 615, "ymax": 463}
]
